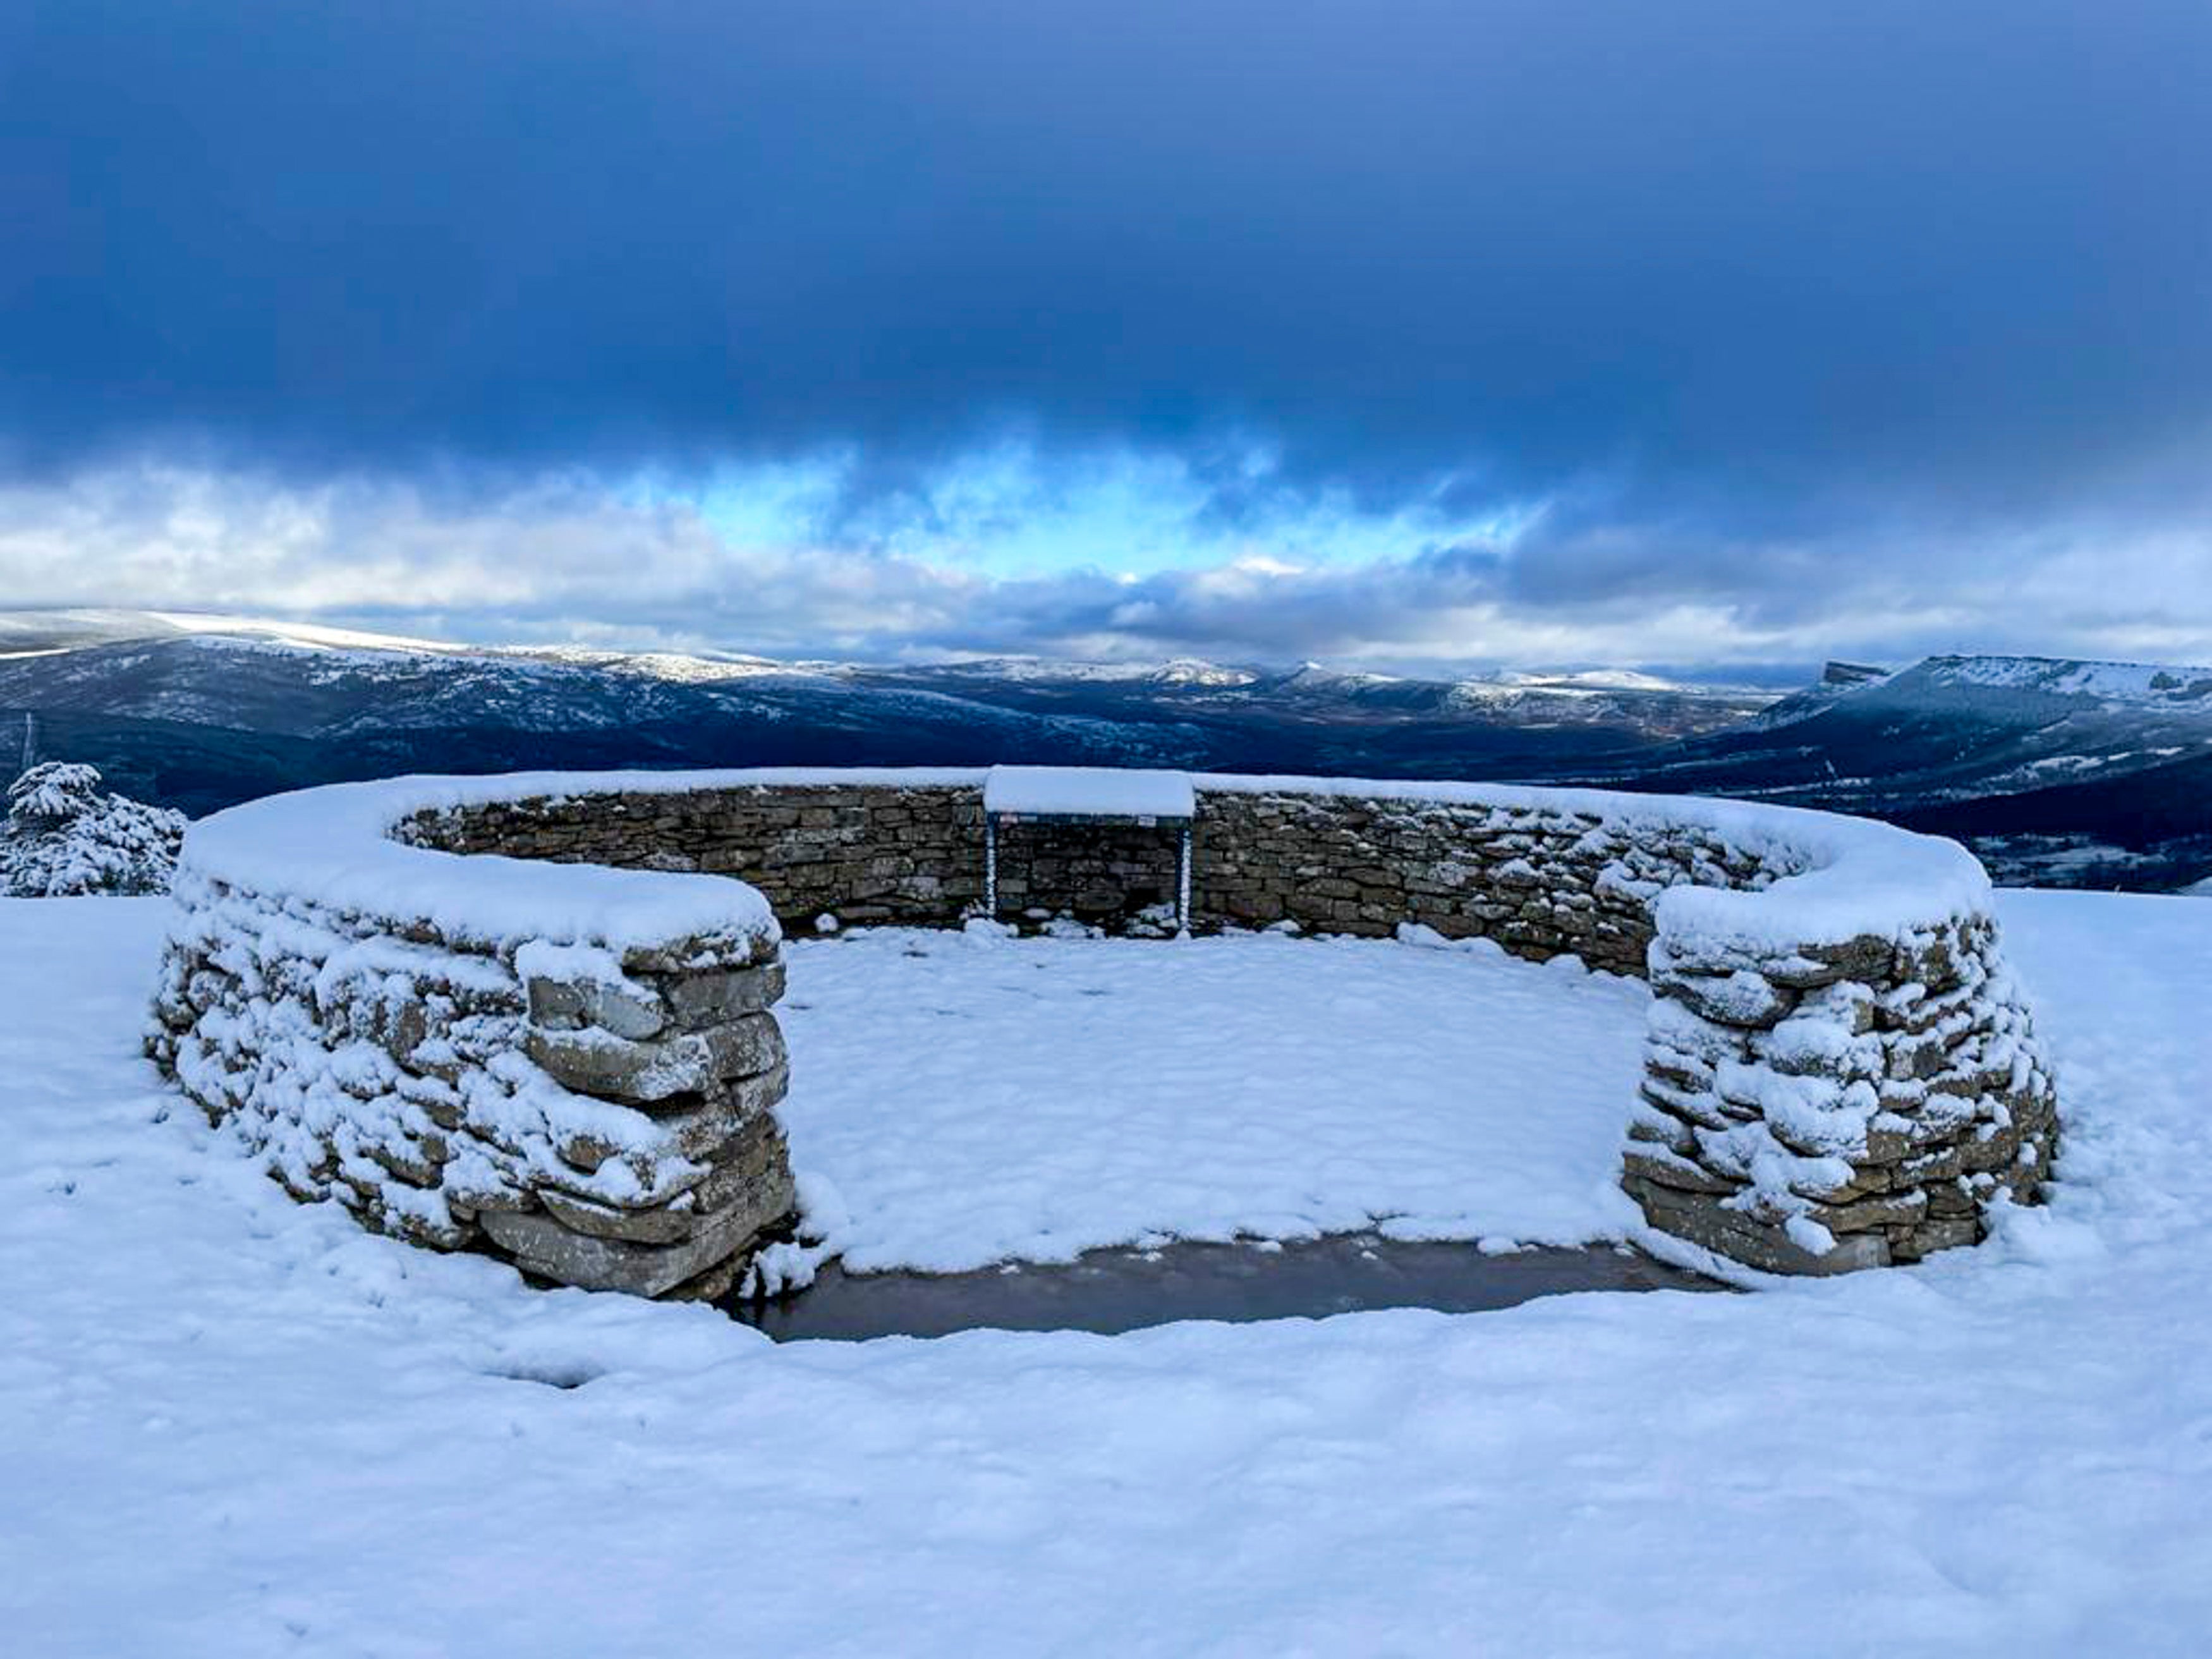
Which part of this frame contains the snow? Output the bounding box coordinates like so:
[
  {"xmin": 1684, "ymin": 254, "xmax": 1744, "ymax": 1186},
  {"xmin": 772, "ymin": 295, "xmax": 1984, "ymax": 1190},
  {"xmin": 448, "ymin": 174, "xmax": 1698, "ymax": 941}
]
[
  {"xmin": 197, "ymin": 759, "xmax": 1996, "ymax": 965},
  {"xmin": 775, "ymin": 924, "xmax": 1647, "ymax": 1271},
  {"xmin": 1528, "ymin": 667, "xmax": 1691, "ymax": 691},
  {"xmin": 183, "ymin": 774, "xmax": 787, "ymax": 954},
  {"xmin": 138, "ymin": 610, "xmax": 469, "ymax": 654},
  {"xmin": 920, "ymin": 654, "xmax": 1258, "ymax": 687},
  {"xmin": 497, "ymin": 644, "xmax": 841, "ymax": 684},
  {"xmin": 4, "ymin": 891, "xmax": 2212, "ymax": 1650},
  {"xmin": 1931, "ymin": 653, "xmax": 2212, "ymax": 704},
  {"xmin": 984, "ymin": 763, "xmax": 1196, "ymax": 819},
  {"xmin": 1, "ymin": 762, "xmax": 183, "ymax": 897},
  {"xmin": 1441, "ymin": 667, "xmax": 1749, "ymax": 708},
  {"xmin": 0, "ymin": 608, "xmax": 471, "ymax": 655},
  {"xmin": 1746, "ymin": 652, "xmax": 2212, "ymax": 739},
  {"xmin": 193, "ymin": 763, "xmax": 1967, "ymax": 959}
]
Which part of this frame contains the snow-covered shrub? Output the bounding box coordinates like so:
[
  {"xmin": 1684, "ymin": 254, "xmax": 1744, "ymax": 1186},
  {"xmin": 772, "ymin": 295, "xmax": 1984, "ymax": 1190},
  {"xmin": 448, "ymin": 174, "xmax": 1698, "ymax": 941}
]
[{"xmin": 1, "ymin": 762, "xmax": 186, "ymax": 897}]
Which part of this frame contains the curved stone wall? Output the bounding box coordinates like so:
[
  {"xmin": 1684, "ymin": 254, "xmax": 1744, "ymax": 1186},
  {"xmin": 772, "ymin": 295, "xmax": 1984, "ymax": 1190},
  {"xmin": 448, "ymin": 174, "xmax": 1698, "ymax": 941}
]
[
  {"xmin": 1196, "ymin": 780, "xmax": 2058, "ymax": 1271},
  {"xmin": 147, "ymin": 782, "xmax": 797, "ymax": 1297},
  {"xmin": 152, "ymin": 767, "xmax": 2058, "ymax": 1291}
]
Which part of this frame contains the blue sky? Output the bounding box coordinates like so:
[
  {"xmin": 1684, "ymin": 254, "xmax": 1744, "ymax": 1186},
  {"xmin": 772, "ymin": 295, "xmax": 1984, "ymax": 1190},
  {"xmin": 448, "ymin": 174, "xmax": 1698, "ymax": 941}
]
[{"xmin": 2, "ymin": 1, "xmax": 2208, "ymax": 674}]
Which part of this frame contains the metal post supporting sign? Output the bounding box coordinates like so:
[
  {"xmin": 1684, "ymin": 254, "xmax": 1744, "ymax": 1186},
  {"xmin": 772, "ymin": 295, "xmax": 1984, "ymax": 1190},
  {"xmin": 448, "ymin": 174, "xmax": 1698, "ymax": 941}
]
[
  {"xmin": 1177, "ymin": 825, "xmax": 1193, "ymax": 935},
  {"xmin": 984, "ymin": 813, "xmax": 998, "ymax": 918}
]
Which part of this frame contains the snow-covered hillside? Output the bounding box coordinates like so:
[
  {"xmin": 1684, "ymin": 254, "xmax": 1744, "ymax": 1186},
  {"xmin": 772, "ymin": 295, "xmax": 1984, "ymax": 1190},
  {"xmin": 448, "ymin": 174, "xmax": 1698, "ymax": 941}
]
[
  {"xmin": 4, "ymin": 892, "xmax": 2209, "ymax": 1653},
  {"xmin": 5, "ymin": 614, "xmax": 2211, "ymax": 890},
  {"xmin": 0, "ymin": 607, "xmax": 466, "ymax": 657},
  {"xmin": 0, "ymin": 611, "xmax": 1775, "ymax": 816},
  {"xmin": 1571, "ymin": 653, "xmax": 2212, "ymax": 891},
  {"xmin": 1920, "ymin": 652, "xmax": 2212, "ymax": 703}
]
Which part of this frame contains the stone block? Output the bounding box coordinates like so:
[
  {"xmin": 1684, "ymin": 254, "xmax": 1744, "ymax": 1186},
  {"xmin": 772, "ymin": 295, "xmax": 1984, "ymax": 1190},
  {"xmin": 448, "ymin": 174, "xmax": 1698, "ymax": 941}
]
[
  {"xmin": 1625, "ymin": 1110, "xmax": 1696, "ymax": 1155},
  {"xmin": 553, "ymin": 1127, "xmax": 623, "ymax": 1174},
  {"xmin": 1923, "ymin": 1181, "xmax": 1979, "ymax": 1218},
  {"xmin": 660, "ymin": 960, "xmax": 787, "ymax": 1028},
  {"xmin": 1621, "ymin": 1146, "xmax": 1737, "ymax": 1196},
  {"xmin": 684, "ymin": 1129, "xmax": 798, "ymax": 1224},
  {"xmin": 538, "ymin": 1188, "xmax": 702, "ymax": 1245},
  {"xmin": 525, "ymin": 972, "xmax": 667, "ymax": 1040},
  {"xmin": 619, "ymin": 930, "xmax": 776, "ymax": 974},
  {"xmin": 1626, "ymin": 1179, "xmax": 1892, "ymax": 1274},
  {"xmin": 526, "ymin": 1015, "xmax": 784, "ymax": 1103},
  {"xmin": 1956, "ymin": 1128, "xmax": 2023, "ymax": 1174},
  {"xmin": 1895, "ymin": 1145, "xmax": 1963, "ymax": 1184},
  {"xmin": 1895, "ymin": 1216, "xmax": 1980, "ymax": 1259},
  {"xmin": 1805, "ymin": 1189, "xmax": 1927, "ymax": 1234},
  {"xmin": 480, "ymin": 1200, "xmax": 781, "ymax": 1297},
  {"xmin": 1640, "ymin": 1078, "xmax": 1732, "ymax": 1131},
  {"xmin": 1789, "ymin": 1159, "xmax": 1892, "ymax": 1201},
  {"xmin": 1659, "ymin": 969, "xmax": 1795, "ymax": 1029},
  {"xmin": 651, "ymin": 1064, "xmax": 791, "ymax": 1160}
]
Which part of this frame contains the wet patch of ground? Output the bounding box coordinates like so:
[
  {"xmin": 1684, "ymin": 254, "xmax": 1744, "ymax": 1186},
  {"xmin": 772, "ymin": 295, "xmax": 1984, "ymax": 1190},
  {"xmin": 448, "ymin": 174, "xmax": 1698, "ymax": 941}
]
[{"xmin": 724, "ymin": 1234, "xmax": 1721, "ymax": 1341}]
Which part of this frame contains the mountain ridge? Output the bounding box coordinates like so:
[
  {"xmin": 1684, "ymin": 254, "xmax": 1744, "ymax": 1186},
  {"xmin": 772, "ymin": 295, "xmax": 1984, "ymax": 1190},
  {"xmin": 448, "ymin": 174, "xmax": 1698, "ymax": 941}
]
[{"xmin": 1, "ymin": 612, "xmax": 2206, "ymax": 891}]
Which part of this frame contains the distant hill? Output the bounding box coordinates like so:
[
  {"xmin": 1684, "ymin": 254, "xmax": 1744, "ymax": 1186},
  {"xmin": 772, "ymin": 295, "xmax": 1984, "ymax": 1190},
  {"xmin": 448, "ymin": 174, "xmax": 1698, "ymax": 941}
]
[
  {"xmin": 0, "ymin": 612, "xmax": 1768, "ymax": 817},
  {"xmin": 1, "ymin": 615, "xmax": 2206, "ymax": 890},
  {"xmin": 1562, "ymin": 653, "xmax": 2212, "ymax": 889}
]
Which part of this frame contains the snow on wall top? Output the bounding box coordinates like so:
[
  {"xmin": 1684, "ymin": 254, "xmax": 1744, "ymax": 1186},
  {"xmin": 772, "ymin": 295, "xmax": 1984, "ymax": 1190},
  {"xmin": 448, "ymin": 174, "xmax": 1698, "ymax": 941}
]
[
  {"xmin": 984, "ymin": 765, "xmax": 1195, "ymax": 820},
  {"xmin": 181, "ymin": 774, "xmax": 788, "ymax": 955},
  {"xmin": 183, "ymin": 763, "xmax": 1990, "ymax": 958}
]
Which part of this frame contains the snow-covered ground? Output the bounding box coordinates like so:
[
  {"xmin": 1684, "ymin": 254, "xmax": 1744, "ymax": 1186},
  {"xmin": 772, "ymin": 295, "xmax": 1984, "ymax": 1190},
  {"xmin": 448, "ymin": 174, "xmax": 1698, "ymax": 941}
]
[
  {"xmin": 777, "ymin": 924, "xmax": 1646, "ymax": 1271},
  {"xmin": 4, "ymin": 893, "xmax": 2211, "ymax": 1653}
]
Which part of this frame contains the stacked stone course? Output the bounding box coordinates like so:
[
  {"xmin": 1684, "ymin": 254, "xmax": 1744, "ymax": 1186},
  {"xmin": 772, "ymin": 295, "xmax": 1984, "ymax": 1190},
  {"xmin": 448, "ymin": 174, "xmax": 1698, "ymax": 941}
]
[
  {"xmin": 1190, "ymin": 789, "xmax": 2058, "ymax": 1270},
  {"xmin": 1624, "ymin": 911, "xmax": 2057, "ymax": 1272},
  {"xmin": 405, "ymin": 786, "xmax": 982, "ymax": 930},
  {"xmin": 150, "ymin": 872, "xmax": 794, "ymax": 1297},
  {"xmin": 156, "ymin": 767, "xmax": 2060, "ymax": 1289},
  {"xmin": 1190, "ymin": 790, "xmax": 1782, "ymax": 970},
  {"xmin": 990, "ymin": 818, "xmax": 1186, "ymax": 926}
]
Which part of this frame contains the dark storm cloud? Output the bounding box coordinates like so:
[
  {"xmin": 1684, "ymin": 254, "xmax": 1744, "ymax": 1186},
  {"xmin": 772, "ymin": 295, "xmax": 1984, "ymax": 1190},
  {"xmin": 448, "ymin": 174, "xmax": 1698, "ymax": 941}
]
[{"xmin": 4, "ymin": 0, "xmax": 2208, "ymax": 526}]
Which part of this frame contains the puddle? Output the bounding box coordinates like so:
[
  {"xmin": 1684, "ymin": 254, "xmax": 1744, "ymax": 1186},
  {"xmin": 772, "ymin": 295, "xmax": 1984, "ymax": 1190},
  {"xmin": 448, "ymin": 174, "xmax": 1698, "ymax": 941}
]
[{"xmin": 722, "ymin": 1233, "xmax": 1720, "ymax": 1341}]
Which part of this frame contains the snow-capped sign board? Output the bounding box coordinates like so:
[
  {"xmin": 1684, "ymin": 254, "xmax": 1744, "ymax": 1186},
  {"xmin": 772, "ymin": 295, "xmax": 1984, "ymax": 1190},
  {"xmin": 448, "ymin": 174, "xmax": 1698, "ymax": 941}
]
[
  {"xmin": 983, "ymin": 765, "xmax": 1195, "ymax": 823},
  {"xmin": 981, "ymin": 767, "xmax": 1198, "ymax": 928}
]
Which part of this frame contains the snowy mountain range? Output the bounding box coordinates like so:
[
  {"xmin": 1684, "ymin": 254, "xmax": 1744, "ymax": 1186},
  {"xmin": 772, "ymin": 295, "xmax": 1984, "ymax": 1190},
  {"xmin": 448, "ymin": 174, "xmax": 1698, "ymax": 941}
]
[
  {"xmin": 3, "ymin": 611, "xmax": 2207, "ymax": 890},
  {"xmin": 0, "ymin": 610, "xmax": 1775, "ymax": 809},
  {"xmin": 1562, "ymin": 653, "xmax": 2212, "ymax": 889}
]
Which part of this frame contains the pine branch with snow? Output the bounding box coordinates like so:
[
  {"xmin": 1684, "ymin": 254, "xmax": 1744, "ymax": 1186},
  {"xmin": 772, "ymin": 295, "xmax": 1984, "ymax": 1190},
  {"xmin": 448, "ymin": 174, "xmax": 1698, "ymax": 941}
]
[{"xmin": 1, "ymin": 762, "xmax": 186, "ymax": 897}]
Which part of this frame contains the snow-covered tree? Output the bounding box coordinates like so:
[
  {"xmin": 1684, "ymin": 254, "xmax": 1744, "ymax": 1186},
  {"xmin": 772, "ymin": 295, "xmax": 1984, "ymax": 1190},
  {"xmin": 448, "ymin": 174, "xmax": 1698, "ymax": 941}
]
[{"xmin": 0, "ymin": 763, "xmax": 186, "ymax": 897}]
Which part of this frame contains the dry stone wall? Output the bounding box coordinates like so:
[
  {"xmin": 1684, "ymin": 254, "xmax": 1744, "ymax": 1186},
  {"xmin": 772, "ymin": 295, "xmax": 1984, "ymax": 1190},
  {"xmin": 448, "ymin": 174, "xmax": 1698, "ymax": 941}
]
[
  {"xmin": 155, "ymin": 766, "xmax": 2060, "ymax": 1288},
  {"xmin": 150, "ymin": 879, "xmax": 794, "ymax": 1297},
  {"xmin": 990, "ymin": 818, "xmax": 1188, "ymax": 928},
  {"xmin": 1627, "ymin": 909, "xmax": 2056, "ymax": 1272},
  {"xmin": 406, "ymin": 782, "xmax": 981, "ymax": 930},
  {"xmin": 400, "ymin": 781, "xmax": 1189, "ymax": 933},
  {"xmin": 149, "ymin": 779, "xmax": 799, "ymax": 1298},
  {"xmin": 1188, "ymin": 787, "xmax": 1776, "ymax": 971},
  {"xmin": 1186, "ymin": 782, "xmax": 2058, "ymax": 1272}
]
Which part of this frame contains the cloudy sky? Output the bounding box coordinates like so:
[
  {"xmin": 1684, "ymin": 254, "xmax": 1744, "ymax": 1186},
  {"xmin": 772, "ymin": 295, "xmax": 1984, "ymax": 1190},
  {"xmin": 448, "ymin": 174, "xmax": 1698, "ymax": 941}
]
[{"xmin": 3, "ymin": 1, "xmax": 2208, "ymax": 676}]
